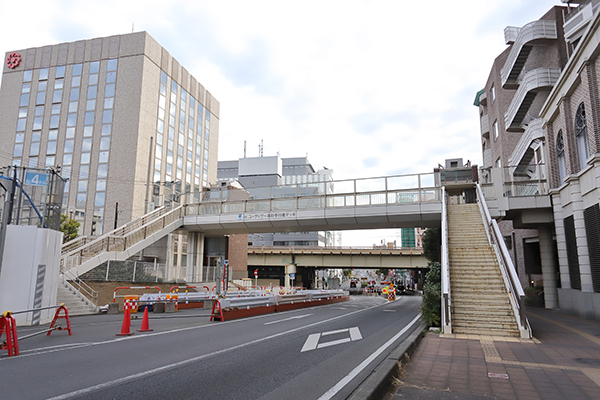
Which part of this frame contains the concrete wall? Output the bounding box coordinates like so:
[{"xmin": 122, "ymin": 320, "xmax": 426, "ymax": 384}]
[{"xmin": 0, "ymin": 226, "xmax": 62, "ymax": 326}]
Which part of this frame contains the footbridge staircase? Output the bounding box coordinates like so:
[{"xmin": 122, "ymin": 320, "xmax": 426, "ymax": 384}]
[
  {"xmin": 58, "ymin": 206, "xmax": 184, "ymax": 313},
  {"xmin": 440, "ymin": 185, "xmax": 531, "ymax": 338}
]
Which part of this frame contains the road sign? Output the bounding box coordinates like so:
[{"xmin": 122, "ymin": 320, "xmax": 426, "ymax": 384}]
[
  {"xmin": 254, "ymin": 269, "xmax": 258, "ymax": 278},
  {"xmin": 224, "ymin": 260, "xmax": 229, "ymax": 266},
  {"xmin": 290, "ymin": 273, "xmax": 295, "ymax": 279},
  {"xmin": 24, "ymin": 172, "xmax": 47, "ymax": 186}
]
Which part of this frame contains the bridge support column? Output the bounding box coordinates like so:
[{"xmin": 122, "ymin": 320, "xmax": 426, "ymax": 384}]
[
  {"xmin": 186, "ymin": 232, "xmax": 205, "ymax": 282},
  {"xmin": 539, "ymin": 226, "xmax": 558, "ymax": 309}
]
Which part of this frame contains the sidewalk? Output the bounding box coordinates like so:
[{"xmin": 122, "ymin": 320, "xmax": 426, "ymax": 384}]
[{"xmin": 392, "ymin": 307, "xmax": 600, "ymax": 400}]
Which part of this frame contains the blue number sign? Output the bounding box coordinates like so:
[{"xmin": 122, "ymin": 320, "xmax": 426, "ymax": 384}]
[{"xmin": 24, "ymin": 172, "xmax": 48, "ymax": 186}]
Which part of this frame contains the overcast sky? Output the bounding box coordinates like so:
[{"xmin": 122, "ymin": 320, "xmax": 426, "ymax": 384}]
[{"xmin": 0, "ymin": 0, "xmax": 564, "ymax": 245}]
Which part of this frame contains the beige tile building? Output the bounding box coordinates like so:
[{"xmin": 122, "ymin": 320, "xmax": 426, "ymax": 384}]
[{"xmin": 0, "ymin": 32, "xmax": 220, "ymax": 239}]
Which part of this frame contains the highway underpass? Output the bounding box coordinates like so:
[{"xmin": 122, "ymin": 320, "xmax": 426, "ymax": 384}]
[{"xmin": 243, "ymin": 246, "xmax": 429, "ymax": 289}]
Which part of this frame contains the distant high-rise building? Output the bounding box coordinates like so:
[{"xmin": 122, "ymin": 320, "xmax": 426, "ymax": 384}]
[
  {"xmin": 401, "ymin": 228, "xmax": 416, "ymax": 248},
  {"xmin": 217, "ymin": 155, "xmax": 338, "ymax": 247}
]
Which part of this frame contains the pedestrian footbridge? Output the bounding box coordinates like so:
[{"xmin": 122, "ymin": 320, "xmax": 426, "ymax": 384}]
[
  {"xmin": 59, "ymin": 168, "xmax": 533, "ymax": 338},
  {"xmin": 61, "ymin": 172, "xmax": 443, "ymax": 277}
]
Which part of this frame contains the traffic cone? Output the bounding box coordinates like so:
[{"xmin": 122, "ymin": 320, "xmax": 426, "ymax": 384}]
[
  {"xmin": 137, "ymin": 307, "xmax": 153, "ymax": 332},
  {"xmin": 116, "ymin": 307, "xmax": 134, "ymax": 336}
]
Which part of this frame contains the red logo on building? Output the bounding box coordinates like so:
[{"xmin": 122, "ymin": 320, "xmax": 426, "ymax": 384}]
[{"xmin": 6, "ymin": 52, "xmax": 21, "ymax": 69}]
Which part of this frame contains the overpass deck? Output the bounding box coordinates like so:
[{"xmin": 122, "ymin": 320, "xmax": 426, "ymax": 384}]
[
  {"xmin": 183, "ymin": 172, "xmax": 443, "ymax": 235},
  {"xmin": 247, "ymin": 246, "xmax": 428, "ymax": 269}
]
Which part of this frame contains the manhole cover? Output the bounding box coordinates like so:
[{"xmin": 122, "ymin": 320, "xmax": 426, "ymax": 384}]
[{"xmin": 574, "ymin": 358, "xmax": 600, "ymax": 366}]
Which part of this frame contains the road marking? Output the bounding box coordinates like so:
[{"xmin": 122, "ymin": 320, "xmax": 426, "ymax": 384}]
[
  {"xmin": 301, "ymin": 327, "xmax": 363, "ymax": 352},
  {"xmin": 322, "ymin": 328, "xmax": 349, "ymax": 336},
  {"xmin": 301, "ymin": 333, "xmax": 322, "ymax": 352},
  {"xmin": 317, "ymin": 313, "xmax": 422, "ymax": 400},
  {"xmin": 264, "ymin": 314, "xmax": 312, "ymax": 325},
  {"xmin": 383, "ymin": 309, "xmax": 396, "ymax": 312},
  {"xmin": 318, "ymin": 338, "xmax": 351, "ymax": 348},
  {"xmin": 45, "ymin": 302, "xmax": 390, "ymax": 399},
  {"xmin": 349, "ymin": 326, "xmax": 362, "ymax": 341}
]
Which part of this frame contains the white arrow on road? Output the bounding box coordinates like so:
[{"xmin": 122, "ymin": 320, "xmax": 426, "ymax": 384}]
[{"xmin": 264, "ymin": 314, "xmax": 312, "ymax": 325}]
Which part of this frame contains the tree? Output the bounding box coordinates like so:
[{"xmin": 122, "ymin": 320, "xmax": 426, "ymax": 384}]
[
  {"xmin": 60, "ymin": 214, "xmax": 80, "ymax": 243},
  {"xmin": 422, "ymin": 228, "xmax": 441, "ymax": 263},
  {"xmin": 420, "ymin": 261, "xmax": 441, "ymax": 326}
]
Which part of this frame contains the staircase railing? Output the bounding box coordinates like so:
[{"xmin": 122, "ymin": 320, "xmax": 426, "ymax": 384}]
[
  {"xmin": 60, "ymin": 206, "xmax": 184, "ymax": 277},
  {"xmin": 61, "ymin": 235, "xmax": 93, "ymax": 255},
  {"xmin": 61, "ymin": 206, "xmax": 169, "ymax": 255},
  {"xmin": 60, "ymin": 269, "xmax": 99, "ymax": 308},
  {"xmin": 440, "ymin": 186, "xmax": 451, "ymax": 334},
  {"xmin": 475, "ymin": 183, "xmax": 531, "ymax": 338}
]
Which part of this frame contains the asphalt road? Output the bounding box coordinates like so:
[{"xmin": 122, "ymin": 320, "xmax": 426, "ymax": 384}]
[{"xmin": 1, "ymin": 295, "xmax": 422, "ymax": 400}]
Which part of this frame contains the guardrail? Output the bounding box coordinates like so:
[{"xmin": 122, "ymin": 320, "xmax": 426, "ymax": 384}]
[
  {"xmin": 440, "ymin": 186, "xmax": 451, "ymax": 334},
  {"xmin": 475, "ymin": 184, "xmax": 531, "ymax": 339}
]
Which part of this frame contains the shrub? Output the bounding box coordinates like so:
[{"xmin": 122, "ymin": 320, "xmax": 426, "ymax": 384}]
[{"xmin": 420, "ymin": 261, "xmax": 441, "ymax": 327}]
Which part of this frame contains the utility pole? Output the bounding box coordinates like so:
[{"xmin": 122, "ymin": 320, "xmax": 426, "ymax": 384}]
[{"xmin": 0, "ymin": 167, "xmax": 18, "ymax": 279}]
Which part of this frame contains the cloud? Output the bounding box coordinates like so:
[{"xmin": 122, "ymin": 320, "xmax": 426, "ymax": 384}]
[{"xmin": 0, "ymin": 0, "xmax": 559, "ymax": 182}]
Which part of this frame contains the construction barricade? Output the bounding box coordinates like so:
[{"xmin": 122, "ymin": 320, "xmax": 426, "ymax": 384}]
[
  {"xmin": 1, "ymin": 305, "xmax": 72, "ymax": 357},
  {"xmin": 113, "ymin": 286, "xmax": 161, "ymax": 313}
]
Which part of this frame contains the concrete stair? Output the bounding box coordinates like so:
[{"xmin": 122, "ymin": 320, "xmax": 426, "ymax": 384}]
[
  {"xmin": 56, "ymin": 282, "xmax": 97, "ymax": 316},
  {"xmin": 447, "ymin": 203, "xmax": 520, "ymax": 337}
]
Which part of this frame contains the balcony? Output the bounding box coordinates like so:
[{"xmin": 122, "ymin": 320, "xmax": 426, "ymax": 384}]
[
  {"xmin": 500, "ymin": 20, "xmax": 558, "ymax": 89},
  {"xmin": 479, "ymin": 90, "xmax": 487, "ymax": 106},
  {"xmin": 479, "ymin": 165, "xmax": 551, "ymax": 221},
  {"xmin": 504, "ymin": 26, "xmax": 520, "ymax": 44},
  {"xmin": 564, "ymin": 0, "xmax": 600, "ymax": 44},
  {"xmin": 507, "ymin": 118, "xmax": 545, "ymax": 174},
  {"xmin": 504, "ymin": 68, "xmax": 561, "ymax": 131},
  {"xmin": 480, "ymin": 113, "xmax": 490, "ymax": 138},
  {"xmin": 483, "ymin": 148, "xmax": 492, "ymax": 168}
]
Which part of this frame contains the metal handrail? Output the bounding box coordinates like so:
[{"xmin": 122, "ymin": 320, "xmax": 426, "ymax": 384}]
[
  {"xmin": 440, "ymin": 186, "xmax": 451, "ymax": 334},
  {"xmin": 185, "ymin": 187, "xmax": 441, "ymax": 216},
  {"xmin": 60, "ymin": 206, "xmax": 183, "ymax": 274},
  {"xmin": 61, "ymin": 235, "xmax": 92, "ymax": 254},
  {"xmin": 475, "ymin": 183, "xmax": 531, "ymax": 338},
  {"xmin": 61, "ymin": 269, "xmax": 99, "ymax": 307},
  {"xmin": 60, "ymin": 206, "xmax": 169, "ymax": 256}
]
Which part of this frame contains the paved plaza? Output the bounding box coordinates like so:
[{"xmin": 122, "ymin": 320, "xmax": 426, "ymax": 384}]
[{"xmin": 392, "ymin": 307, "xmax": 600, "ymax": 399}]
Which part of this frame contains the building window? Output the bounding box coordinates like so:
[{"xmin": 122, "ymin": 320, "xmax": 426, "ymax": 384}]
[
  {"xmin": 575, "ymin": 103, "xmax": 589, "ymax": 171},
  {"xmin": 495, "ymin": 157, "xmax": 501, "ymax": 168},
  {"xmin": 564, "ymin": 215, "xmax": 581, "ymax": 290},
  {"xmin": 490, "ymin": 84, "xmax": 496, "ymax": 104},
  {"xmin": 556, "ymin": 130, "xmax": 566, "ymax": 182},
  {"xmin": 492, "ymin": 120, "xmax": 498, "ymax": 140}
]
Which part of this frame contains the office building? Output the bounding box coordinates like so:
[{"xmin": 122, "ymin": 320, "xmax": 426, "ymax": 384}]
[{"xmin": 0, "ymin": 32, "xmax": 220, "ymax": 277}]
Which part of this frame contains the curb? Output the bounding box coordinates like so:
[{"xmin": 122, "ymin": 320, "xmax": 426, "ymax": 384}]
[{"xmin": 347, "ymin": 320, "xmax": 428, "ymax": 400}]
